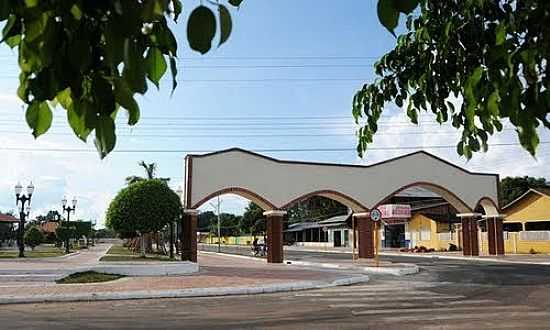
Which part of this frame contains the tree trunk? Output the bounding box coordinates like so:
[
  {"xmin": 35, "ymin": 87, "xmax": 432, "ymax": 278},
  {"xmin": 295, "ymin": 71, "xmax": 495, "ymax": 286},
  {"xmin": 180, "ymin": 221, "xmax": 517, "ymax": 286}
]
[{"xmin": 140, "ymin": 233, "xmax": 146, "ymax": 257}]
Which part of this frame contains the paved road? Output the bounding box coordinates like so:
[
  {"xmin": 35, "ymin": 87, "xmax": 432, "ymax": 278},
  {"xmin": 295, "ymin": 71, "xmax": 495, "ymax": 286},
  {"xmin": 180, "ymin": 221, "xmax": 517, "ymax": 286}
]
[{"xmin": 1, "ymin": 248, "xmax": 550, "ymax": 329}]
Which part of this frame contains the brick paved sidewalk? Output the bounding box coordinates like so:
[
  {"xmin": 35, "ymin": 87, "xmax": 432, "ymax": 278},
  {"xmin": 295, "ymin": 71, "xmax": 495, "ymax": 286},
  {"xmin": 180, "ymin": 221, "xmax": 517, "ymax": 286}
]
[{"xmin": 0, "ymin": 253, "xmax": 365, "ymax": 302}]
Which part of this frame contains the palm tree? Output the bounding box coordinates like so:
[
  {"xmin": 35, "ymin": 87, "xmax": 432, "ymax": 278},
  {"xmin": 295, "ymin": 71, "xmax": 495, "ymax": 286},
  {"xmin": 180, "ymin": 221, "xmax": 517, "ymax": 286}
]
[{"xmin": 125, "ymin": 161, "xmax": 170, "ymax": 185}]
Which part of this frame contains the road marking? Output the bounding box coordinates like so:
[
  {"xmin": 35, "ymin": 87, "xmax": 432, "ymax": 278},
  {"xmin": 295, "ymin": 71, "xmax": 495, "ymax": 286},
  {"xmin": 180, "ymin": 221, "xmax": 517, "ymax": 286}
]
[
  {"xmin": 372, "ymin": 311, "xmax": 550, "ymax": 323},
  {"xmin": 328, "ymin": 299, "xmax": 497, "ymax": 309},
  {"xmin": 311, "ymin": 295, "xmax": 465, "ymax": 302},
  {"xmin": 294, "ymin": 290, "xmax": 444, "ymax": 297},
  {"xmin": 352, "ymin": 305, "xmax": 533, "ymax": 316}
]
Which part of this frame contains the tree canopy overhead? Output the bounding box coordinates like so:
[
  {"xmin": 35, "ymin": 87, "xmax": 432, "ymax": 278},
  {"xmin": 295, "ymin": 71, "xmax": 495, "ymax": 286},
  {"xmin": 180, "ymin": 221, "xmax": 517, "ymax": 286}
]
[
  {"xmin": 0, "ymin": 0, "xmax": 242, "ymax": 158},
  {"xmin": 355, "ymin": 0, "xmax": 549, "ymax": 158}
]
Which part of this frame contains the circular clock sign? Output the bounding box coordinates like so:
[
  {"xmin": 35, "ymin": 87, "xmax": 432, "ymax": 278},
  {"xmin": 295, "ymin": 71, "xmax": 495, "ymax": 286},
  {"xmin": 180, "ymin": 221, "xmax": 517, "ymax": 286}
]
[{"xmin": 370, "ymin": 208, "xmax": 382, "ymax": 222}]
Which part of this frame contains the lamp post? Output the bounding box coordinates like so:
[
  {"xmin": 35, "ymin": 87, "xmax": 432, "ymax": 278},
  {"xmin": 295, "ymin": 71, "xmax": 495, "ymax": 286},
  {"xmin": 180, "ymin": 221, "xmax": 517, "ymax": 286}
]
[
  {"xmin": 174, "ymin": 186, "xmax": 183, "ymax": 259},
  {"xmin": 62, "ymin": 196, "xmax": 77, "ymax": 254},
  {"xmin": 15, "ymin": 182, "xmax": 34, "ymax": 258}
]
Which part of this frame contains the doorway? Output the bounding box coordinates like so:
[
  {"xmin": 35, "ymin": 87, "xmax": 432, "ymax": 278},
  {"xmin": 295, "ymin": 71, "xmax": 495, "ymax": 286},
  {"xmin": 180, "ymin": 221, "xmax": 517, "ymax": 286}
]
[
  {"xmin": 333, "ymin": 231, "xmax": 342, "ymax": 247},
  {"xmin": 384, "ymin": 224, "xmax": 405, "ymax": 248}
]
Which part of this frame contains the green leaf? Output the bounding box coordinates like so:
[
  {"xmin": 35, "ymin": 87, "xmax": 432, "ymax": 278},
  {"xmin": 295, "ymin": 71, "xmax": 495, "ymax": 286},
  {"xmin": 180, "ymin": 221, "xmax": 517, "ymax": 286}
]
[
  {"xmin": 228, "ymin": 0, "xmax": 243, "ymax": 8},
  {"xmin": 218, "ymin": 5, "xmax": 232, "ymax": 47},
  {"xmin": 169, "ymin": 56, "xmax": 177, "ymax": 95},
  {"xmin": 187, "ymin": 6, "xmax": 217, "ymax": 54},
  {"xmin": 172, "ymin": 0, "xmax": 183, "ymax": 21},
  {"xmin": 0, "ymin": 0, "xmax": 11, "ymax": 20},
  {"xmin": 123, "ymin": 39, "xmax": 147, "ymax": 94},
  {"xmin": 145, "ymin": 47, "xmax": 167, "ymax": 88},
  {"xmin": 24, "ymin": 0, "xmax": 38, "ymax": 8},
  {"xmin": 487, "ymin": 90, "xmax": 500, "ymax": 116},
  {"xmin": 67, "ymin": 102, "xmax": 92, "ymax": 142},
  {"xmin": 495, "ymin": 22, "xmax": 506, "ymax": 46},
  {"xmin": 25, "ymin": 101, "xmax": 52, "ymax": 138},
  {"xmin": 377, "ymin": 0, "xmax": 399, "ymax": 36},
  {"xmin": 70, "ymin": 4, "xmax": 82, "ymax": 20},
  {"xmin": 406, "ymin": 102, "xmax": 418, "ymax": 124},
  {"xmin": 94, "ymin": 115, "xmax": 117, "ymax": 159},
  {"xmin": 114, "ymin": 78, "xmax": 140, "ymax": 125},
  {"xmin": 393, "ymin": 0, "xmax": 419, "ymax": 14}
]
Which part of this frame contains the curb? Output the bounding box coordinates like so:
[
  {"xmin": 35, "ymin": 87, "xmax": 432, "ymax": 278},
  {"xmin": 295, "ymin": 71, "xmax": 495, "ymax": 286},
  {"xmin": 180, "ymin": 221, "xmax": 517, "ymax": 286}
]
[
  {"xmin": 0, "ymin": 275, "xmax": 369, "ymax": 305},
  {"xmin": 379, "ymin": 252, "xmax": 550, "ymax": 266},
  {"xmin": 286, "ymin": 260, "xmax": 419, "ymax": 276},
  {"xmin": 199, "ymin": 251, "xmax": 419, "ymax": 276}
]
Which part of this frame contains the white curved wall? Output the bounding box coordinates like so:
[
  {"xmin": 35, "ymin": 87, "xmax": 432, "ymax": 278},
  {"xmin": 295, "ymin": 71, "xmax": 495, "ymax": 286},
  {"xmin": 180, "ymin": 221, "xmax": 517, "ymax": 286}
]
[{"xmin": 183, "ymin": 149, "xmax": 499, "ymax": 214}]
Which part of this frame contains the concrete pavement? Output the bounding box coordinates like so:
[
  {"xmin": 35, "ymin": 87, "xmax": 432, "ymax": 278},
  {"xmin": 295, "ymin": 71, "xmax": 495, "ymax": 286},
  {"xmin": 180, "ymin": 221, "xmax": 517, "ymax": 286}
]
[{"xmin": 0, "ymin": 250, "xmax": 369, "ymax": 304}]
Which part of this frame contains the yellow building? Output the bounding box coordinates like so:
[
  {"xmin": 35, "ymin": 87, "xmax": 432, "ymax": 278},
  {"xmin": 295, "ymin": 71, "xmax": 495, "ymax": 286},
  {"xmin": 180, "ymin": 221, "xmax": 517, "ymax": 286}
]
[
  {"xmin": 501, "ymin": 188, "xmax": 550, "ymax": 254},
  {"xmin": 406, "ymin": 187, "xmax": 550, "ymax": 254}
]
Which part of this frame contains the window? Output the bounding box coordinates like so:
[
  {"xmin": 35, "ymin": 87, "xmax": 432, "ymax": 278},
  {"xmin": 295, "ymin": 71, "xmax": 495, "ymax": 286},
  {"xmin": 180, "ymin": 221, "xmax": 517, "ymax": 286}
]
[
  {"xmin": 525, "ymin": 221, "xmax": 550, "ymax": 231},
  {"xmin": 503, "ymin": 222, "xmax": 523, "ymax": 232}
]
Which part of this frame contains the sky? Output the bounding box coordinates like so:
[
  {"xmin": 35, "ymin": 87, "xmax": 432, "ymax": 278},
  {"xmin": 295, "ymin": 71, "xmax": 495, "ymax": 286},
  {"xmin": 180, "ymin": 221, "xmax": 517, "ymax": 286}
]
[{"xmin": 0, "ymin": 1, "xmax": 548, "ymax": 227}]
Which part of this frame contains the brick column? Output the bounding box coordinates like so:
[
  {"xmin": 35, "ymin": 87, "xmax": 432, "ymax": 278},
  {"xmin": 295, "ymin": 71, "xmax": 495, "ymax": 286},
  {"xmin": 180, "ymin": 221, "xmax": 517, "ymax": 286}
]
[
  {"xmin": 461, "ymin": 218, "xmax": 472, "ymax": 256},
  {"xmin": 495, "ymin": 218, "xmax": 505, "ymax": 255},
  {"xmin": 487, "ymin": 217, "xmax": 496, "ymax": 255},
  {"xmin": 355, "ymin": 213, "xmax": 374, "ymax": 259},
  {"xmin": 264, "ymin": 210, "xmax": 286, "ymax": 263},
  {"xmin": 181, "ymin": 209, "xmax": 198, "ymax": 262},
  {"xmin": 470, "ymin": 218, "xmax": 479, "ymax": 256}
]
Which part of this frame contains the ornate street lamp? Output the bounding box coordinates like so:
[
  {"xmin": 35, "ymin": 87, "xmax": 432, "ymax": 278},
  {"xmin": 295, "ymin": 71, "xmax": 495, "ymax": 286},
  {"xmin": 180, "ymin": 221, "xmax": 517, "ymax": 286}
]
[
  {"xmin": 62, "ymin": 196, "xmax": 77, "ymax": 254},
  {"xmin": 15, "ymin": 182, "xmax": 34, "ymax": 258}
]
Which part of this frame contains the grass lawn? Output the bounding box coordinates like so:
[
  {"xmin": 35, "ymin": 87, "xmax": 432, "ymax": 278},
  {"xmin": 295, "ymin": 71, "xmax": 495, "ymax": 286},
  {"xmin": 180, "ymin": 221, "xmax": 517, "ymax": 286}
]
[
  {"xmin": 102, "ymin": 245, "xmax": 176, "ymax": 262},
  {"xmin": 106, "ymin": 245, "xmax": 137, "ymax": 256},
  {"xmin": 56, "ymin": 271, "xmax": 124, "ymax": 284},
  {"xmin": 0, "ymin": 246, "xmax": 68, "ymax": 258},
  {"xmin": 100, "ymin": 254, "xmax": 177, "ymax": 262}
]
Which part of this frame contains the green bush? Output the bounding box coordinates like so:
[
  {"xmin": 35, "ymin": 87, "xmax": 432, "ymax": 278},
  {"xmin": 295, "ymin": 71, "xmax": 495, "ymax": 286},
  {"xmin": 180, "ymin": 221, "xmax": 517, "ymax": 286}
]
[
  {"xmin": 24, "ymin": 226, "xmax": 44, "ymax": 250},
  {"xmin": 56, "ymin": 225, "xmax": 76, "ymax": 243},
  {"xmin": 106, "ymin": 179, "xmax": 182, "ymax": 237}
]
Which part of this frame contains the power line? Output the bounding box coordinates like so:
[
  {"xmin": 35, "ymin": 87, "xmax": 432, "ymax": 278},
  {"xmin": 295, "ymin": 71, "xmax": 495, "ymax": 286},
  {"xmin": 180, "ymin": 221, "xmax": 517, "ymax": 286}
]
[
  {"xmin": 0, "ymin": 141, "xmax": 547, "ymax": 154},
  {"xmin": 176, "ymin": 64, "xmax": 375, "ymax": 69},
  {"xmin": 178, "ymin": 55, "xmax": 382, "ymax": 60},
  {"xmin": 0, "ymin": 128, "xmax": 518, "ymax": 138}
]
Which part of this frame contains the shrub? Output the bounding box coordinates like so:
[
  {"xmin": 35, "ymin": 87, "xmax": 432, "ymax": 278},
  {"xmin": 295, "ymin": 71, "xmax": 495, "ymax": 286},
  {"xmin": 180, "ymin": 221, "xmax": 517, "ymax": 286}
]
[
  {"xmin": 24, "ymin": 226, "xmax": 44, "ymax": 250},
  {"xmin": 448, "ymin": 243, "xmax": 459, "ymax": 251},
  {"xmin": 529, "ymin": 248, "xmax": 538, "ymax": 255}
]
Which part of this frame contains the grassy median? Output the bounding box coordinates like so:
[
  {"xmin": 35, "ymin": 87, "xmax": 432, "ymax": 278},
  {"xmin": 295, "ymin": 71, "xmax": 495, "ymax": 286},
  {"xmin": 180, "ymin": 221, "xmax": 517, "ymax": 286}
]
[
  {"xmin": 56, "ymin": 271, "xmax": 124, "ymax": 284},
  {"xmin": 0, "ymin": 246, "xmax": 68, "ymax": 258},
  {"xmin": 101, "ymin": 244, "xmax": 177, "ymax": 262}
]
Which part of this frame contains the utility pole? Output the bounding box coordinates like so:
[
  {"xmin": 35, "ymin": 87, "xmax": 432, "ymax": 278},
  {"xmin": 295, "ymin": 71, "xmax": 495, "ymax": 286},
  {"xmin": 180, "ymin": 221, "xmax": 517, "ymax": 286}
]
[{"xmin": 209, "ymin": 196, "xmax": 222, "ymax": 253}]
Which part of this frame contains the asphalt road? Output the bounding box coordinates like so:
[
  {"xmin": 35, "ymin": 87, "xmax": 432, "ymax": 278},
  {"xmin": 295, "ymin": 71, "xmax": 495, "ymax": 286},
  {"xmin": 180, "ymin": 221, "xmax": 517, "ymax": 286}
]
[{"xmin": 1, "ymin": 248, "xmax": 550, "ymax": 329}]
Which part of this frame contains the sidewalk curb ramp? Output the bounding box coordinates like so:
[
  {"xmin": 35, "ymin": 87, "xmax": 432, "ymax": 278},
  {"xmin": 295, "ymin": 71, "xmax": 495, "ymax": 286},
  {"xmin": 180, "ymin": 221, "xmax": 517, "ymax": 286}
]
[{"xmin": 0, "ymin": 275, "xmax": 369, "ymax": 305}]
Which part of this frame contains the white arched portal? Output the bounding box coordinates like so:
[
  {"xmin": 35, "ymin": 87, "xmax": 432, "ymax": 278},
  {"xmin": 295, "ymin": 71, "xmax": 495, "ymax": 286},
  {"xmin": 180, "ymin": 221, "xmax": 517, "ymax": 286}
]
[{"xmin": 181, "ymin": 148, "xmax": 501, "ymax": 263}]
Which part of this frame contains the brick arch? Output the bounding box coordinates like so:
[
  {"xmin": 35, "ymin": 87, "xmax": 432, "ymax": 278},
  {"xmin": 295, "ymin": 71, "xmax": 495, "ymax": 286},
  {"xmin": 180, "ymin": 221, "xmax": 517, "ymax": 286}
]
[
  {"xmin": 280, "ymin": 189, "xmax": 369, "ymax": 212},
  {"xmin": 371, "ymin": 181, "xmax": 473, "ymax": 213},
  {"xmin": 191, "ymin": 187, "xmax": 277, "ymax": 211}
]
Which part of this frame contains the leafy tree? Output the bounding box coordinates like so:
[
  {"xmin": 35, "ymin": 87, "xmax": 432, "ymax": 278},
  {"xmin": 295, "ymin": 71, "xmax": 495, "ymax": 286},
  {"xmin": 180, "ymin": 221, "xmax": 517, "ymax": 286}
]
[
  {"xmin": 126, "ymin": 161, "xmax": 169, "ymax": 185},
  {"xmin": 0, "ymin": 0, "xmax": 242, "ymax": 158},
  {"xmin": 106, "ymin": 179, "xmax": 182, "ymax": 256},
  {"xmin": 240, "ymin": 202, "xmax": 264, "ymax": 235},
  {"xmin": 95, "ymin": 228, "xmax": 117, "ymax": 239},
  {"xmin": 355, "ymin": 0, "xmax": 549, "ymax": 158},
  {"xmin": 500, "ymin": 176, "xmax": 549, "ymax": 206},
  {"xmin": 56, "ymin": 223, "xmax": 76, "ymax": 251},
  {"xmin": 35, "ymin": 210, "xmax": 61, "ymax": 223},
  {"xmin": 73, "ymin": 220, "xmax": 93, "ymax": 239},
  {"xmin": 198, "ymin": 211, "xmax": 216, "ymax": 232},
  {"xmin": 287, "ymin": 196, "xmax": 347, "ymax": 223},
  {"xmin": 24, "ymin": 226, "xmax": 44, "ymax": 250}
]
